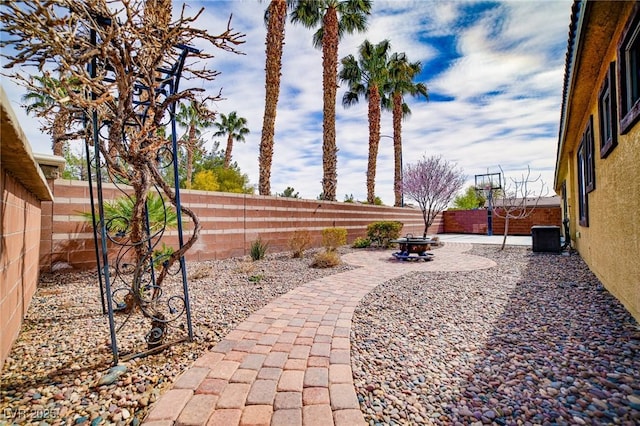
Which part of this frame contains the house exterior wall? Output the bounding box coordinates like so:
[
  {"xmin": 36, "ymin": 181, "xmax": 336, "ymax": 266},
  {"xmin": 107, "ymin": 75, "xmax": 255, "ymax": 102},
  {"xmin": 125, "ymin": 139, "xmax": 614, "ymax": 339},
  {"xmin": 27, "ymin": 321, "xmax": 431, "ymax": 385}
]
[
  {"xmin": 40, "ymin": 179, "xmax": 432, "ymax": 271},
  {"xmin": 555, "ymin": 1, "xmax": 640, "ymax": 321}
]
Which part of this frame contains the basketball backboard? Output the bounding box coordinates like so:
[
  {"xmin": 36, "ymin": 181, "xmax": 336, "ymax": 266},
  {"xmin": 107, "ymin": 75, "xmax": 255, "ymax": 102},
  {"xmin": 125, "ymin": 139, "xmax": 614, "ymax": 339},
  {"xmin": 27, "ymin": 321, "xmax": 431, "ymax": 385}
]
[{"xmin": 474, "ymin": 172, "xmax": 502, "ymax": 191}]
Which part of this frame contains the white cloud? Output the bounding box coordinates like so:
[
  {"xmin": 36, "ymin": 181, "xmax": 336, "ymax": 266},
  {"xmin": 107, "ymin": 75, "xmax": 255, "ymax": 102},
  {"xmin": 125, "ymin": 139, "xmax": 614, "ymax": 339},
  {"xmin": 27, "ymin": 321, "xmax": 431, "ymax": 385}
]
[{"xmin": 1, "ymin": 0, "xmax": 573, "ymax": 203}]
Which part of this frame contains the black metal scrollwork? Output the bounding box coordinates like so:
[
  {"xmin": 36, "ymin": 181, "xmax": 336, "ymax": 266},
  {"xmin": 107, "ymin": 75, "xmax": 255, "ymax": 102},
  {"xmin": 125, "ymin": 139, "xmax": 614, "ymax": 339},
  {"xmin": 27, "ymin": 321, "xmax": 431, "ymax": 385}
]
[{"xmin": 85, "ymin": 36, "xmax": 195, "ymax": 364}]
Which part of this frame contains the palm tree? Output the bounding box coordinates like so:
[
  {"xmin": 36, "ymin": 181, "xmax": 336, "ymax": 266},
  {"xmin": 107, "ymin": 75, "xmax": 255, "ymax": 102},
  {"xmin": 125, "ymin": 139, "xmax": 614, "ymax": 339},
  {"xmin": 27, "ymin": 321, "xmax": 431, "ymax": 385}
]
[
  {"xmin": 259, "ymin": 0, "xmax": 289, "ymax": 196},
  {"xmin": 290, "ymin": 0, "xmax": 371, "ymax": 201},
  {"xmin": 385, "ymin": 52, "xmax": 428, "ymax": 207},
  {"xmin": 176, "ymin": 101, "xmax": 213, "ymax": 189},
  {"xmin": 22, "ymin": 75, "xmax": 78, "ymax": 156},
  {"xmin": 339, "ymin": 39, "xmax": 392, "ymax": 204},
  {"xmin": 213, "ymin": 111, "xmax": 250, "ymax": 169}
]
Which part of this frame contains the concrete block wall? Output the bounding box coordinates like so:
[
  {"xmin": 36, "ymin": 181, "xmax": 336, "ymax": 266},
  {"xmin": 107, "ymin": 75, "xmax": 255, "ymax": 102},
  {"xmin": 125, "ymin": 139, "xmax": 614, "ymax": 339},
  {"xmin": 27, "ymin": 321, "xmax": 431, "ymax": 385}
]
[
  {"xmin": 1, "ymin": 86, "xmax": 57, "ymax": 371},
  {"xmin": 443, "ymin": 209, "xmax": 489, "ymax": 234},
  {"xmin": 492, "ymin": 207, "xmax": 562, "ymax": 235},
  {"xmin": 0, "ymin": 172, "xmax": 43, "ymax": 370},
  {"xmin": 41, "ymin": 180, "xmax": 429, "ymax": 271},
  {"xmin": 443, "ymin": 207, "xmax": 562, "ymax": 235}
]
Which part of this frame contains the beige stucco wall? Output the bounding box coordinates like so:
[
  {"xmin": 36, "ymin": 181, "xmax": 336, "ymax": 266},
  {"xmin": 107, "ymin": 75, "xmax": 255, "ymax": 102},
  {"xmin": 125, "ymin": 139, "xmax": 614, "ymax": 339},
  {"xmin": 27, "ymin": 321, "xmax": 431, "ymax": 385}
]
[{"xmin": 556, "ymin": 2, "xmax": 640, "ymax": 321}]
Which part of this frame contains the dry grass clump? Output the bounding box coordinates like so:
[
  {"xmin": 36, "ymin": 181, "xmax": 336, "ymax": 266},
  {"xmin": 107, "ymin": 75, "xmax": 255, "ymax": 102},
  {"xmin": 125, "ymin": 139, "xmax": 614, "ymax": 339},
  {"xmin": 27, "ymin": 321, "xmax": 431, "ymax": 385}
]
[
  {"xmin": 311, "ymin": 250, "xmax": 342, "ymax": 268},
  {"xmin": 288, "ymin": 230, "xmax": 312, "ymax": 258},
  {"xmin": 234, "ymin": 259, "xmax": 256, "ymax": 275},
  {"xmin": 188, "ymin": 265, "xmax": 211, "ymax": 280}
]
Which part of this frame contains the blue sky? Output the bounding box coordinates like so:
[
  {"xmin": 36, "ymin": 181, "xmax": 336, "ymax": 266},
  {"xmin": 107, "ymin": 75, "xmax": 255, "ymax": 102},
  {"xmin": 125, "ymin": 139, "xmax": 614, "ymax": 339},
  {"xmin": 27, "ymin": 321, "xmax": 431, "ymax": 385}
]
[{"xmin": 1, "ymin": 0, "xmax": 573, "ymax": 203}]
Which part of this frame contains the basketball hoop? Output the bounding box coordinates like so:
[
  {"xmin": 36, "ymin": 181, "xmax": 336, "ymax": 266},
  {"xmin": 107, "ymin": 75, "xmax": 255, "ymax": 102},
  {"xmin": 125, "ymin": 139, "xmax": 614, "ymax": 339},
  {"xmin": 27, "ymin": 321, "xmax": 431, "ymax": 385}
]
[
  {"xmin": 474, "ymin": 172, "xmax": 502, "ymax": 237},
  {"xmin": 482, "ymin": 183, "xmax": 493, "ymax": 198}
]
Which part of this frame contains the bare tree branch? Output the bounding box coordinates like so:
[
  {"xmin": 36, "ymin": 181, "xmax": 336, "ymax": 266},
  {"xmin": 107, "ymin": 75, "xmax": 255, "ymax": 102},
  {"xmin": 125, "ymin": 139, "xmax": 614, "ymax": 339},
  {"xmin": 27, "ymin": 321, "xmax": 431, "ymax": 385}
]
[
  {"xmin": 493, "ymin": 165, "xmax": 549, "ymax": 250},
  {"xmin": 0, "ymin": 0, "xmax": 245, "ymax": 292}
]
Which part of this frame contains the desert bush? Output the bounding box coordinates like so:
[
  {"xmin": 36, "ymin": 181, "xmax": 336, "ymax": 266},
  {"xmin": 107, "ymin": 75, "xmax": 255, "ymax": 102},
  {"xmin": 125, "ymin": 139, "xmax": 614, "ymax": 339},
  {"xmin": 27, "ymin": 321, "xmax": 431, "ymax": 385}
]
[
  {"xmin": 250, "ymin": 238, "xmax": 268, "ymax": 261},
  {"xmin": 288, "ymin": 230, "xmax": 312, "ymax": 258},
  {"xmin": 367, "ymin": 221, "xmax": 403, "ymax": 248},
  {"xmin": 311, "ymin": 250, "xmax": 341, "ymax": 268},
  {"xmin": 321, "ymin": 227, "xmax": 347, "ymax": 252},
  {"xmin": 351, "ymin": 237, "xmax": 371, "ymax": 248}
]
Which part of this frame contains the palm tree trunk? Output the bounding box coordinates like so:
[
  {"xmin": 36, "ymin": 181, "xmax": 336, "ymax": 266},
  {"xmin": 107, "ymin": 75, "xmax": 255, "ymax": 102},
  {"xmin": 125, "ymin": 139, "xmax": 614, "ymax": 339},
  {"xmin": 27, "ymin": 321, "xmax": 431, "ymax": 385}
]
[
  {"xmin": 321, "ymin": 7, "xmax": 339, "ymax": 201},
  {"xmin": 52, "ymin": 109, "xmax": 68, "ymax": 156},
  {"xmin": 367, "ymin": 85, "xmax": 381, "ymax": 204},
  {"xmin": 186, "ymin": 125, "xmax": 196, "ymax": 189},
  {"xmin": 392, "ymin": 92, "xmax": 403, "ymax": 207},
  {"xmin": 259, "ymin": 0, "xmax": 287, "ymax": 196},
  {"xmin": 224, "ymin": 134, "xmax": 234, "ymax": 168}
]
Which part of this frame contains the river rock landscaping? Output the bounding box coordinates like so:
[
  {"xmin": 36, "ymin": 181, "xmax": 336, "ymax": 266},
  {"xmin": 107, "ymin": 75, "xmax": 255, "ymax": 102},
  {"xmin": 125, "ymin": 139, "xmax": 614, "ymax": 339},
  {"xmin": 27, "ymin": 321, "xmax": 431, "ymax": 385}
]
[{"xmin": 351, "ymin": 245, "xmax": 640, "ymax": 425}]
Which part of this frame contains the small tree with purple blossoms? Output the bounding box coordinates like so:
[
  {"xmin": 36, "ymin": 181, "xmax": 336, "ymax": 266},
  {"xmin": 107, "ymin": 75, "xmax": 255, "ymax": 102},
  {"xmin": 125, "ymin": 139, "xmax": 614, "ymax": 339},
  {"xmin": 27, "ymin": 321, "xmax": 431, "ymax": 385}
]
[{"xmin": 402, "ymin": 155, "xmax": 465, "ymax": 237}]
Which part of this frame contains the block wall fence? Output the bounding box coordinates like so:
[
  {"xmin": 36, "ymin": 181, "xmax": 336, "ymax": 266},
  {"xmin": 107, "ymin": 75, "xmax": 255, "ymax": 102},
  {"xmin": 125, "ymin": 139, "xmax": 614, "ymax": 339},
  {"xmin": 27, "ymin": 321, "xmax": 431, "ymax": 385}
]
[
  {"xmin": 39, "ymin": 180, "xmax": 562, "ymax": 272},
  {"xmin": 1, "ymin": 86, "xmax": 57, "ymax": 371},
  {"xmin": 39, "ymin": 179, "xmax": 440, "ymax": 271},
  {"xmin": 1, "ymin": 172, "xmax": 44, "ymax": 370},
  {"xmin": 442, "ymin": 208, "xmax": 562, "ymax": 235}
]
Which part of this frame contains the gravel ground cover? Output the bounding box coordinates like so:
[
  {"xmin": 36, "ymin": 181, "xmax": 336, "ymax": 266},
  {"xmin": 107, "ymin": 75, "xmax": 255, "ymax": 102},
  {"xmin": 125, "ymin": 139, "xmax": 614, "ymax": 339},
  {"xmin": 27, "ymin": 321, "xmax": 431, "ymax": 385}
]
[
  {"xmin": 351, "ymin": 245, "xmax": 640, "ymax": 425},
  {"xmin": 0, "ymin": 248, "xmax": 356, "ymax": 425}
]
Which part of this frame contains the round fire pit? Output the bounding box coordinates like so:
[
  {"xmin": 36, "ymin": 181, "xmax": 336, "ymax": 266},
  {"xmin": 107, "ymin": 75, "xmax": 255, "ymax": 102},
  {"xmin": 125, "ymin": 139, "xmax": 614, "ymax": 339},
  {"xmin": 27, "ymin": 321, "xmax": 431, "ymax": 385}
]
[{"xmin": 390, "ymin": 234, "xmax": 435, "ymax": 261}]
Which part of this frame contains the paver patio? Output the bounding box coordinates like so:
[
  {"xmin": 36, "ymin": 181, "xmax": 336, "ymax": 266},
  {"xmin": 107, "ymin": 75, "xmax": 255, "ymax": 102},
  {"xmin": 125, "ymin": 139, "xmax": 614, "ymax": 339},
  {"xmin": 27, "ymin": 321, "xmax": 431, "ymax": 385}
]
[{"xmin": 142, "ymin": 242, "xmax": 495, "ymax": 426}]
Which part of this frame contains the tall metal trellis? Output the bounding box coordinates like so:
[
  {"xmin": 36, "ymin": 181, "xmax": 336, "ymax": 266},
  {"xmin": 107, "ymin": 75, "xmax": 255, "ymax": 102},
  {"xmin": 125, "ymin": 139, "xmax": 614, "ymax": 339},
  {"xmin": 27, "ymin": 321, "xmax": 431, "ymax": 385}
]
[{"xmin": 84, "ymin": 22, "xmax": 196, "ymax": 365}]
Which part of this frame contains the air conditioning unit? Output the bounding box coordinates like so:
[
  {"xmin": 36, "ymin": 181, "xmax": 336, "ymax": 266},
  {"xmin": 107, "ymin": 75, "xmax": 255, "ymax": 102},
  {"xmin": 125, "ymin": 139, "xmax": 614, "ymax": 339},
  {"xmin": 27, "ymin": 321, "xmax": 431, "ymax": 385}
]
[{"xmin": 531, "ymin": 225, "xmax": 561, "ymax": 253}]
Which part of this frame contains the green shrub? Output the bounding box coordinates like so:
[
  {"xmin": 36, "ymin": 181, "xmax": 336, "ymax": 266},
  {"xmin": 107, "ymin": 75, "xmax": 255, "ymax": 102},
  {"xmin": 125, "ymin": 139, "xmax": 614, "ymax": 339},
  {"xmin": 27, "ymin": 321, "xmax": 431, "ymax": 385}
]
[
  {"xmin": 321, "ymin": 227, "xmax": 347, "ymax": 252},
  {"xmin": 250, "ymin": 238, "xmax": 268, "ymax": 261},
  {"xmin": 248, "ymin": 274, "xmax": 264, "ymax": 283},
  {"xmin": 311, "ymin": 250, "xmax": 341, "ymax": 268},
  {"xmin": 351, "ymin": 237, "xmax": 371, "ymax": 248},
  {"xmin": 288, "ymin": 230, "xmax": 312, "ymax": 258},
  {"xmin": 367, "ymin": 221, "xmax": 403, "ymax": 248}
]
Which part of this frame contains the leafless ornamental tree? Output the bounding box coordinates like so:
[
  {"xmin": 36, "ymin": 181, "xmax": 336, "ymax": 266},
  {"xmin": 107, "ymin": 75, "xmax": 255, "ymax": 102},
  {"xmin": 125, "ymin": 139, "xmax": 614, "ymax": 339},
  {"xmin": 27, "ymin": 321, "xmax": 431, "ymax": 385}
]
[
  {"xmin": 493, "ymin": 166, "xmax": 548, "ymax": 250},
  {"xmin": 402, "ymin": 155, "xmax": 465, "ymax": 237},
  {"xmin": 1, "ymin": 0, "xmax": 244, "ymax": 306}
]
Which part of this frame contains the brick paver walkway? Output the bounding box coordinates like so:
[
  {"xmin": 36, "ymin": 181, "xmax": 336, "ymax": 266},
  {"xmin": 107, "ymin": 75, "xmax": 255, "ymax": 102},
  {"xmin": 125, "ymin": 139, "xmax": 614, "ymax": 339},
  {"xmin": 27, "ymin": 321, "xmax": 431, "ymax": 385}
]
[{"xmin": 143, "ymin": 243, "xmax": 495, "ymax": 426}]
